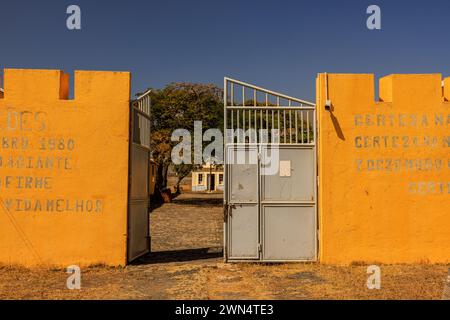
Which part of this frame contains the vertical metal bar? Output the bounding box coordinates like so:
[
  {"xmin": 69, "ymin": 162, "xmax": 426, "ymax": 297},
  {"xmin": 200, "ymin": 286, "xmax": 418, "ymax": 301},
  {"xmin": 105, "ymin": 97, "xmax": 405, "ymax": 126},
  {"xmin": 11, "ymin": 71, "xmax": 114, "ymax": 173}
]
[
  {"xmin": 307, "ymin": 110, "xmax": 310, "ymax": 143},
  {"xmin": 248, "ymin": 108, "xmax": 250, "ymax": 142},
  {"xmin": 144, "ymin": 98, "xmax": 147, "ymax": 150},
  {"xmin": 243, "ymin": 105, "xmax": 246, "ymax": 136},
  {"xmin": 142, "ymin": 106, "xmax": 145, "ymax": 144},
  {"xmin": 301, "ymin": 110, "xmax": 304, "ymax": 144},
  {"xmin": 254, "ymin": 110, "xmax": 257, "ymax": 143},
  {"xmin": 254, "ymin": 90, "xmax": 257, "ymax": 143},
  {"xmin": 265, "ymin": 93, "xmax": 269, "ymax": 143},
  {"xmin": 289, "ymin": 100, "xmax": 292, "ymax": 144},
  {"xmin": 223, "ymin": 79, "xmax": 227, "ymax": 183},
  {"xmin": 144, "ymin": 100, "xmax": 147, "ymax": 145},
  {"xmin": 283, "ymin": 109, "xmax": 286, "ymax": 144},
  {"xmin": 271, "ymin": 109, "xmax": 274, "ymax": 140},
  {"xmin": 313, "ymin": 107, "xmax": 316, "ymax": 143},
  {"xmin": 266, "ymin": 109, "xmax": 268, "ymax": 142},
  {"xmin": 248, "ymin": 108, "xmax": 250, "ymax": 130},
  {"xmin": 295, "ymin": 109, "xmax": 298, "ymax": 143},
  {"xmin": 231, "ymin": 110, "xmax": 234, "ymax": 132},
  {"xmin": 277, "ymin": 97, "xmax": 280, "ymax": 143},
  {"xmin": 223, "ymin": 78, "xmax": 228, "ymax": 255},
  {"xmin": 232, "ymin": 82, "xmax": 235, "ymax": 143},
  {"xmin": 237, "ymin": 108, "xmax": 240, "ymax": 143},
  {"xmin": 231, "ymin": 83, "xmax": 234, "ymax": 107},
  {"xmin": 260, "ymin": 109, "xmax": 263, "ymax": 143},
  {"xmin": 138, "ymin": 100, "xmax": 142, "ymax": 144},
  {"xmin": 150, "ymin": 96, "xmax": 152, "ymax": 147}
]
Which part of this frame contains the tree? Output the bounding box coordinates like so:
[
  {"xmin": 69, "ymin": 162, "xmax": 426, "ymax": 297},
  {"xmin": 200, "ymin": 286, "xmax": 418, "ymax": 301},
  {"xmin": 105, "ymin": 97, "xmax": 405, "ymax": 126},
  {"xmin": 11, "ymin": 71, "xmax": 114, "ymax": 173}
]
[
  {"xmin": 145, "ymin": 82, "xmax": 223, "ymax": 194},
  {"xmin": 173, "ymin": 163, "xmax": 198, "ymax": 194}
]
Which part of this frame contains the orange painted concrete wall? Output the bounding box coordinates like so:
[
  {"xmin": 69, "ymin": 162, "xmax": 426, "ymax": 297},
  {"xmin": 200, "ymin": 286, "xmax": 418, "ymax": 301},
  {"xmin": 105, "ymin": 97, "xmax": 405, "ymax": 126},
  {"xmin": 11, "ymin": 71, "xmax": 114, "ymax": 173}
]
[
  {"xmin": 0, "ymin": 69, "xmax": 130, "ymax": 267},
  {"xmin": 317, "ymin": 73, "xmax": 450, "ymax": 265}
]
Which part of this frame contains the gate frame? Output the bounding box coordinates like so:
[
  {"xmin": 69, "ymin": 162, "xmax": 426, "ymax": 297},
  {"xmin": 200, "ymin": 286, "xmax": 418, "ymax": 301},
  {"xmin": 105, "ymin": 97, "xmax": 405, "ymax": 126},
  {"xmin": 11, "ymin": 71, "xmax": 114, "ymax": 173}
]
[
  {"xmin": 223, "ymin": 77, "xmax": 319, "ymax": 263},
  {"xmin": 225, "ymin": 144, "xmax": 260, "ymax": 261},
  {"xmin": 127, "ymin": 89, "xmax": 152, "ymax": 263},
  {"xmin": 259, "ymin": 144, "xmax": 318, "ymax": 263}
]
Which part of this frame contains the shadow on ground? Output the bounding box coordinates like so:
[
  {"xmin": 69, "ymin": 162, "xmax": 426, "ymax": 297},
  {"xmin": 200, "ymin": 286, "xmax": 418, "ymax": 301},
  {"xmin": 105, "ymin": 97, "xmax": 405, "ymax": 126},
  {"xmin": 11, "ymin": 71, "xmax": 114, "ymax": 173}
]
[
  {"xmin": 171, "ymin": 197, "xmax": 223, "ymax": 207},
  {"xmin": 132, "ymin": 247, "xmax": 223, "ymax": 265}
]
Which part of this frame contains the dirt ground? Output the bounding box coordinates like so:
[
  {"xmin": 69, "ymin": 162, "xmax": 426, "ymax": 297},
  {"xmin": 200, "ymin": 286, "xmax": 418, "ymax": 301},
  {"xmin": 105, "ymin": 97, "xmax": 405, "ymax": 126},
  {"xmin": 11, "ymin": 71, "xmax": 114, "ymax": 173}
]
[{"xmin": 0, "ymin": 193, "xmax": 448, "ymax": 300}]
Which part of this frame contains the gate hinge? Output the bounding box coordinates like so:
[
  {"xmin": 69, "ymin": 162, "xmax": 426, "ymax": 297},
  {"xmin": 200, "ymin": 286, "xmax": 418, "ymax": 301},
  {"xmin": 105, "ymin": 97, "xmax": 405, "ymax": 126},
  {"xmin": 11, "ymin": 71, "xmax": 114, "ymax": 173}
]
[
  {"xmin": 224, "ymin": 203, "xmax": 235, "ymax": 221},
  {"xmin": 257, "ymin": 243, "xmax": 262, "ymax": 253},
  {"xmin": 223, "ymin": 204, "xmax": 228, "ymax": 222}
]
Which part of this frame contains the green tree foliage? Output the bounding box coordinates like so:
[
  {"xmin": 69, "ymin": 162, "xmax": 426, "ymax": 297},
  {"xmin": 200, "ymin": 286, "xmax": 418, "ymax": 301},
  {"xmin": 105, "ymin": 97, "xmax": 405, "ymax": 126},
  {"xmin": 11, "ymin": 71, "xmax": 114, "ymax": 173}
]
[{"xmin": 146, "ymin": 82, "xmax": 223, "ymax": 193}]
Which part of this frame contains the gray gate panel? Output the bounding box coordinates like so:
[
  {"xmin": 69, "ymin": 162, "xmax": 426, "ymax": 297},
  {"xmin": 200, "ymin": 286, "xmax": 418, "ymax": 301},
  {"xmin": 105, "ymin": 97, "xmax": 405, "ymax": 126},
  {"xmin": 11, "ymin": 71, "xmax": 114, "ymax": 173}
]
[
  {"xmin": 128, "ymin": 145, "xmax": 150, "ymax": 262},
  {"xmin": 262, "ymin": 205, "xmax": 316, "ymax": 261},
  {"xmin": 228, "ymin": 147, "xmax": 258, "ymax": 203},
  {"xmin": 130, "ymin": 145, "xmax": 149, "ymax": 198},
  {"xmin": 262, "ymin": 148, "xmax": 315, "ymax": 202},
  {"xmin": 223, "ymin": 78, "xmax": 317, "ymax": 263},
  {"xmin": 128, "ymin": 91, "xmax": 151, "ymax": 263},
  {"xmin": 229, "ymin": 204, "xmax": 259, "ymax": 259},
  {"xmin": 128, "ymin": 201, "xmax": 150, "ymax": 261}
]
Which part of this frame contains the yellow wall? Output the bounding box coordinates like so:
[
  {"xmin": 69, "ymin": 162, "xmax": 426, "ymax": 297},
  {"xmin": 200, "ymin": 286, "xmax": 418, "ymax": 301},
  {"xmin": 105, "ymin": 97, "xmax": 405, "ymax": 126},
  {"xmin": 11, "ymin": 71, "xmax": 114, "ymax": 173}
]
[
  {"xmin": 192, "ymin": 171, "xmax": 224, "ymax": 189},
  {"xmin": 317, "ymin": 73, "xmax": 450, "ymax": 265},
  {"xmin": 0, "ymin": 69, "xmax": 130, "ymax": 267},
  {"xmin": 192, "ymin": 172, "xmax": 206, "ymax": 187}
]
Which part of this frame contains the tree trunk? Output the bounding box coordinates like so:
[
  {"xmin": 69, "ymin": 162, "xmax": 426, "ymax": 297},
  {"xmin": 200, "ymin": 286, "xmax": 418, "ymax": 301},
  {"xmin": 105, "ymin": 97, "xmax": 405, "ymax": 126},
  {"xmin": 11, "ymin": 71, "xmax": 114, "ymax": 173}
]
[
  {"xmin": 175, "ymin": 180, "xmax": 181, "ymax": 194},
  {"xmin": 175, "ymin": 175, "xmax": 185, "ymax": 194},
  {"xmin": 156, "ymin": 163, "xmax": 165, "ymax": 191},
  {"xmin": 162, "ymin": 162, "xmax": 170, "ymax": 189},
  {"xmin": 175, "ymin": 174, "xmax": 189, "ymax": 194}
]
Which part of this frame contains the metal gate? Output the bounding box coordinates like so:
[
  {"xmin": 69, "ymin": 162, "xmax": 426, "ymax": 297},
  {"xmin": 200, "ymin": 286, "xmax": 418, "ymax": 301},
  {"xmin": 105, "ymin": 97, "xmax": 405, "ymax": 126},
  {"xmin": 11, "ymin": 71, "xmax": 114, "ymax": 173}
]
[
  {"xmin": 128, "ymin": 90, "xmax": 151, "ymax": 262},
  {"xmin": 224, "ymin": 78, "xmax": 317, "ymax": 262}
]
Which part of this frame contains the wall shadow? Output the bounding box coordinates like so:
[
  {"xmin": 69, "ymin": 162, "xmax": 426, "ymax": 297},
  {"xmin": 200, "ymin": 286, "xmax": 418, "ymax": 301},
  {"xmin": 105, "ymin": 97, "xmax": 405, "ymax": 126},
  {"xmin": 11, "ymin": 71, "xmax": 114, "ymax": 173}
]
[
  {"xmin": 329, "ymin": 111, "xmax": 346, "ymax": 141},
  {"xmin": 131, "ymin": 247, "xmax": 223, "ymax": 265},
  {"xmin": 171, "ymin": 197, "xmax": 224, "ymax": 207}
]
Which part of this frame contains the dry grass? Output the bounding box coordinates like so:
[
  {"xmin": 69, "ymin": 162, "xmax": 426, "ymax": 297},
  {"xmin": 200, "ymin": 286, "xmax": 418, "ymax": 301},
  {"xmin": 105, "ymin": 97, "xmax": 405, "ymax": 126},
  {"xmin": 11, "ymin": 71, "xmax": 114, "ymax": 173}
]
[
  {"xmin": 0, "ymin": 262, "xmax": 447, "ymax": 300},
  {"xmin": 0, "ymin": 193, "xmax": 448, "ymax": 300}
]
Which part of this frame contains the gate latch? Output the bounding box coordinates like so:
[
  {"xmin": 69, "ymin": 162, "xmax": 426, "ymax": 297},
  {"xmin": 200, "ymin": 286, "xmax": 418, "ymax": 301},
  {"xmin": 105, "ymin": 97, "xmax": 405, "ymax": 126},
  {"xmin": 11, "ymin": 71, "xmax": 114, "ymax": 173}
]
[{"xmin": 223, "ymin": 203, "xmax": 236, "ymax": 221}]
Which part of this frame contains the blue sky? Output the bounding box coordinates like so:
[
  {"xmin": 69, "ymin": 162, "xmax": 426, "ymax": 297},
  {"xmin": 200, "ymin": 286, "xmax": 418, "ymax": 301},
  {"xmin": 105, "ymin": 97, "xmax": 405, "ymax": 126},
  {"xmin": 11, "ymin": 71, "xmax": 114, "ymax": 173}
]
[{"xmin": 1, "ymin": 0, "xmax": 450, "ymax": 100}]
